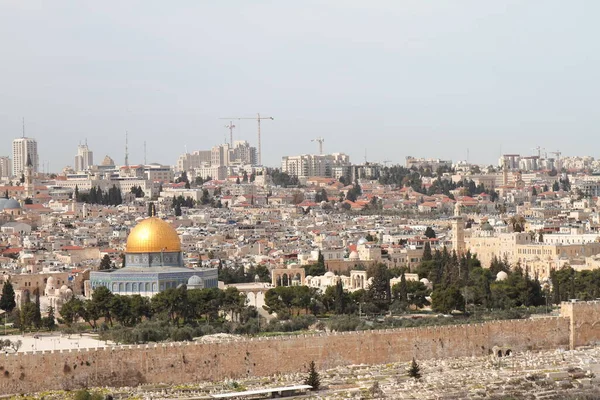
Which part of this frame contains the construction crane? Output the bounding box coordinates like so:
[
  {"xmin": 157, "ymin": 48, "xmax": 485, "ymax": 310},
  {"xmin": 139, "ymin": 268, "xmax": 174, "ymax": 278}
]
[
  {"xmin": 550, "ymin": 151, "xmax": 562, "ymax": 173},
  {"xmin": 532, "ymin": 146, "xmax": 542, "ymax": 158},
  {"xmin": 224, "ymin": 121, "xmax": 236, "ymax": 146},
  {"xmin": 382, "ymin": 160, "xmax": 392, "ymax": 166},
  {"xmin": 219, "ymin": 113, "xmax": 274, "ymax": 165},
  {"xmin": 311, "ymin": 137, "xmax": 324, "ymax": 154}
]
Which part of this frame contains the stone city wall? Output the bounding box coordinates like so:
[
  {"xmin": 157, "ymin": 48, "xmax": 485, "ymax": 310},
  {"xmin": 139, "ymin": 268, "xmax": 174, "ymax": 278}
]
[
  {"xmin": 0, "ymin": 316, "xmax": 570, "ymax": 395},
  {"xmin": 561, "ymin": 300, "xmax": 600, "ymax": 349}
]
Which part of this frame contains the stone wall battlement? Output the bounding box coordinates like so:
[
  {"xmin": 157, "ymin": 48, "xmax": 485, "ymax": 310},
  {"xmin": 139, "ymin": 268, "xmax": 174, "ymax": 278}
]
[{"xmin": 0, "ymin": 302, "xmax": 597, "ymax": 395}]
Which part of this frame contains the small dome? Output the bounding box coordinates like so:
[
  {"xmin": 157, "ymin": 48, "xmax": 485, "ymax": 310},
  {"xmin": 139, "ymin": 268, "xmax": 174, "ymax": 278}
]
[
  {"xmin": 420, "ymin": 278, "xmax": 430, "ymax": 285},
  {"xmin": 3, "ymin": 199, "xmax": 21, "ymax": 209},
  {"xmin": 349, "ymin": 251, "xmax": 359, "ymax": 260},
  {"xmin": 357, "ymin": 237, "xmax": 368, "ymax": 245},
  {"xmin": 46, "ymin": 277, "xmax": 56, "ymax": 288},
  {"xmin": 496, "ymin": 271, "xmax": 508, "ymax": 281},
  {"xmin": 305, "ymin": 275, "xmax": 313, "ymax": 280},
  {"xmin": 481, "ymin": 222, "xmax": 494, "ymax": 231},
  {"xmin": 60, "ymin": 285, "xmax": 69, "ymax": 291},
  {"xmin": 324, "ymin": 271, "xmax": 335, "ymax": 278},
  {"xmin": 187, "ymin": 275, "xmax": 204, "ymax": 286}
]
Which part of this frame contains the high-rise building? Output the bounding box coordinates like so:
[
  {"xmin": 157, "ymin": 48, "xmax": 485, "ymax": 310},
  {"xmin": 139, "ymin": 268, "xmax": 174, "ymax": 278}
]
[
  {"xmin": 281, "ymin": 153, "xmax": 351, "ymax": 178},
  {"xmin": 12, "ymin": 137, "xmax": 38, "ymax": 177},
  {"xmin": 230, "ymin": 141, "xmax": 258, "ymax": 165},
  {"xmin": 75, "ymin": 144, "xmax": 94, "ymax": 172},
  {"xmin": 176, "ymin": 151, "xmax": 211, "ymax": 172},
  {"xmin": 211, "ymin": 144, "xmax": 231, "ymax": 167},
  {"xmin": 0, "ymin": 157, "xmax": 11, "ymax": 179}
]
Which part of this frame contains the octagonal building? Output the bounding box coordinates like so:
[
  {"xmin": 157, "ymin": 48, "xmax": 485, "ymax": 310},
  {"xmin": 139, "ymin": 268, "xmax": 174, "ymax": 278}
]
[{"xmin": 90, "ymin": 217, "xmax": 218, "ymax": 297}]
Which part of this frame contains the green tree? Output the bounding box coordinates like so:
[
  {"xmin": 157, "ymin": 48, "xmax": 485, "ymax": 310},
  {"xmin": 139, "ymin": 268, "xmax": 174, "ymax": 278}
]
[
  {"xmin": 92, "ymin": 286, "xmax": 114, "ymax": 326},
  {"xmin": 147, "ymin": 202, "xmax": 156, "ymax": 217},
  {"xmin": 33, "ymin": 290, "xmax": 42, "ymax": 329},
  {"xmin": 151, "ymin": 286, "xmax": 188, "ymax": 325},
  {"xmin": 396, "ymin": 271, "xmax": 408, "ymax": 305},
  {"xmin": 99, "ymin": 254, "xmax": 112, "ymax": 270},
  {"xmin": 0, "ymin": 281, "xmax": 16, "ymax": 312},
  {"xmin": 366, "ymin": 264, "xmax": 391, "ymax": 312},
  {"xmin": 424, "ymin": 227, "xmax": 436, "ymax": 239},
  {"xmin": 422, "ymin": 241, "xmax": 432, "ymax": 261},
  {"xmin": 19, "ymin": 291, "xmax": 36, "ymax": 330},
  {"xmin": 407, "ymin": 357, "xmax": 421, "ymax": 379},
  {"xmin": 59, "ymin": 297, "xmax": 85, "ymax": 326},
  {"xmin": 42, "ymin": 306, "xmax": 56, "ymax": 330},
  {"xmin": 304, "ymin": 360, "xmax": 321, "ymax": 390},
  {"xmin": 431, "ymin": 285, "xmax": 464, "ymax": 314}
]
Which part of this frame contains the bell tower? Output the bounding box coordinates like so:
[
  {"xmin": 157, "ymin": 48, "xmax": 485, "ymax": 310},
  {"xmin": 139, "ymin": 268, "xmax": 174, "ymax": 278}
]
[{"xmin": 24, "ymin": 154, "xmax": 34, "ymax": 198}]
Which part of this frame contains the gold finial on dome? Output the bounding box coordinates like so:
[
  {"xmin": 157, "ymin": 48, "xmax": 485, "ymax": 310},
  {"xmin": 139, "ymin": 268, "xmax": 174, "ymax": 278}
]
[{"xmin": 126, "ymin": 217, "xmax": 181, "ymax": 253}]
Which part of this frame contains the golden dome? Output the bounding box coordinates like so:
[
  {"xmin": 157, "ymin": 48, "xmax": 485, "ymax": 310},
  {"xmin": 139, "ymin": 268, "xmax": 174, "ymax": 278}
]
[{"xmin": 126, "ymin": 217, "xmax": 181, "ymax": 253}]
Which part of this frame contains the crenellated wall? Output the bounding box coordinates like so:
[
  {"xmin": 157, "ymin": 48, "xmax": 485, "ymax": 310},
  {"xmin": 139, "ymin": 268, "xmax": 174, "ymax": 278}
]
[
  {"xmin": 0, "ymin": 316, "xmax": 575, "ymax": 395},
  {"xmin": 0, "ymin": 301, "xmax": 599, "ymax": 395},
  {"xmin": 561, "ymin": 300, "xmax": 600, "ymax": 349}
]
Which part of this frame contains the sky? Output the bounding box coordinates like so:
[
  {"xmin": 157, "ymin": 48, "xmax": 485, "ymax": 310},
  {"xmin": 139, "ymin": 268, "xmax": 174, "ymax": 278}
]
[{"xmin": 1, "ymin": 1, "xmax": 599, "ymax": 171}]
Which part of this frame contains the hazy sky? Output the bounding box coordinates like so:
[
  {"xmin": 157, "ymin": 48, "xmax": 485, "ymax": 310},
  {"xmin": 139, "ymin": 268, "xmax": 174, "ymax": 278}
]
[{"xmin": 1, "ymin": 1, "xmax": 599, "ymax": 171}]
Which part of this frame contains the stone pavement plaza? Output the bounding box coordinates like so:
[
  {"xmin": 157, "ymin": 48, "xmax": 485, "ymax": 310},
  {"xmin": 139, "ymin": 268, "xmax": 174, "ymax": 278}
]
[{"xmin": 2, "ymin": 333, "xmax": 108, "ymax": 353}]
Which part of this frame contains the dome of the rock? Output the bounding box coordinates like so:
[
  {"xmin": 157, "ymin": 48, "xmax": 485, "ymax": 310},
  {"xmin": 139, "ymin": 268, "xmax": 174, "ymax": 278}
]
[{"xmin": 126, "ymin": 218, "xmax": 181, "ymax": 253}]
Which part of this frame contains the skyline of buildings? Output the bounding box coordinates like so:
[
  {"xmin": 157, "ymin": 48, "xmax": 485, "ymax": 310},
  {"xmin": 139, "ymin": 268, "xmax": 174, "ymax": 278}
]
[{"xmin": 3, "ymin": 133, "xmax": 600, "ymax": 183}]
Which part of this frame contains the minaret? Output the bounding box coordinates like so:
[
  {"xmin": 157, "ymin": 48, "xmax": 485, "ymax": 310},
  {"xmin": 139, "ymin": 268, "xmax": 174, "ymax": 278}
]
[{"xmin": 452, "ymin": 202, "xmax": 466, "ymax": 255}]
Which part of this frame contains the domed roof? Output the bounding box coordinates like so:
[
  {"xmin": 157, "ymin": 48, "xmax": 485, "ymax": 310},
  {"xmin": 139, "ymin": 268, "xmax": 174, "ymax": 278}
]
[
  {"xmin": 496, "ymin": 271, "xmax": 508, "ymax": 281},
  {"xmin": 46, "ymin": 276, "xmax": 56, "ymax": 287},
  {"xmin": 187, "ymin": 275, "xmax": 204, "ymax": 286},
  {"xmin": 0, "ymin": 199, "xmax": 7, "ymax": 210},
  {"xmin": 349, "ymin": 251, "xmax": 359, "ymax": 260},
  {"xmin": 420, "ymin": 278, "xmax": 430, "ymax": 285},
  {"xmin": 3, "ymin": 199, "xmax": 20, "ymax": 209},
  {"xmin": 324, "ymin": 271, "xmax": 335, "ymax": 278},
  {"xmin": 357, "ymin": 237, "xmax": 368, "ymax": 245},
  {"xmin": 126, "ymin": 217, "xmax": 181, "ymax": 253},
  {"xmin": 481, "ymin": 222, "xmax": 494, "ymax": 231}
]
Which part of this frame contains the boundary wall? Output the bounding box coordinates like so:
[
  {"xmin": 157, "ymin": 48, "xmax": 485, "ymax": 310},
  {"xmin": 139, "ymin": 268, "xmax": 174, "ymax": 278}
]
[{"xmin": 0, "ymin": 316, "xmax": 571, "ymax": 395}]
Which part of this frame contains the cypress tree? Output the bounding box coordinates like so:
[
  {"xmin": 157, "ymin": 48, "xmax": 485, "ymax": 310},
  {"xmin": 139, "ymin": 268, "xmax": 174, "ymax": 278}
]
[
  {"xmin": 408, "ymin": 357, "xmax": 421, "ymax": 379},
  {"xmin": 0, "ymin": 281, "xmax": 16, "ymax": 312},
  {"xmin": 398, "ymin": 271, "xmax": 408, "ymax": 304},
  {"xmin": 33, "ymin": 290, "xmax": 42, "ymax": 329},
  {"xmin": 422, "ymin": 241, "xmax": 432, "ymax": 261},
  {"xmin": 304, "ymin": 360, "xmax": 320, "ymax": 390}
]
